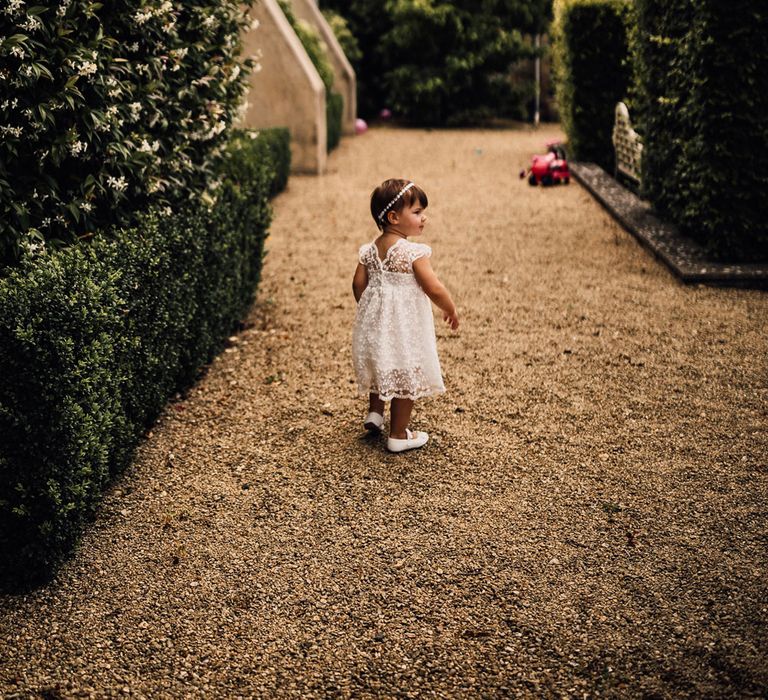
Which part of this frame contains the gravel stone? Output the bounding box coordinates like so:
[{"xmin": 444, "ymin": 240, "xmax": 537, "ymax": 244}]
[{"xmin": 1, "ymin": 125, "xmax": 767, "ymax": 698}]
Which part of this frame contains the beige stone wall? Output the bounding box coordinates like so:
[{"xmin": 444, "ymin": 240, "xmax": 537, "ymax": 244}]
[
  {"xmin": 288, "ymin": 0, "xmax": 357, "ymax": 135},
  {"xmin": 239, "ymin": 0, "xmax": 327, "ymax": 174}
]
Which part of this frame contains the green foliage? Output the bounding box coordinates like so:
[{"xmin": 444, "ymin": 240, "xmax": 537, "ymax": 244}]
[
  {"xmin": 551, "ymin": 0, "xmax": 632, "ymax": 168},
  {"xmin": 0, "ymin": 1, "xmax": 256, "ymax": 267},
  {"xmin": 0, "ymin": 128, "xmax": 290, "ymax": 590},
  {"xmin": 327, "ymin": 91, "xmax": 344, "ymax": 151},
  {"xmin": 321, "ymin": 8, "xmax": 362, "ymax": 71},
  {"xmin": 634, "ymin": 0, "xmax": 768, "ymax": 261},
  {"xmin": 319, "ymin": 0, "xmax": 552, "ymax": 124},
  {"xmin": 278, "ymin": 0, "xmax": 342, "ymax": 151}
]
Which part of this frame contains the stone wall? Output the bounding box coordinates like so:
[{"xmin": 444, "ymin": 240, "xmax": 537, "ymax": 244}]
[
  {"xmin": 288, "ymin": 0, "xmax": 357, "ymax": 135},
  {"xmin": 239, "ymin": 0, "xmax": 327, "ymax": 174}
]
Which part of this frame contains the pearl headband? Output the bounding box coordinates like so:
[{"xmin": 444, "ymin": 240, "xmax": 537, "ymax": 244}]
[{"xmin": 377, "ymin": 182, "xmax": 415, "ymax": 223}]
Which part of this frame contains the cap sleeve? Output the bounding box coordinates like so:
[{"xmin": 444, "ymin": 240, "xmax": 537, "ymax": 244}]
[
  {"xmin": 358, "ymin": 243, "xmax": 372, "ymax": 265},
  {"xmin": 407, "ymin": 241, "xmax": 432, "ymax": 266}
]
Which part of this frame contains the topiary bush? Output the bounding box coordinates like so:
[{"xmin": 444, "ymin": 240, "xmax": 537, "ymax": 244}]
[
  {"xmin": 278, "ymin": 0, "xmax": 343, "ymax": 152},
  {"xmin": 551, "ymin": 0, "xmax": 632, "ymax": 168},
  {"xmin": 320, "ymin": 0, "xmax": 552, "ymax": 124},
  {"xmin": 633, "ymin": 0, "xmax": 768, "ymax": 261},
  {"xmin": 0, "ymin": 0, "xmax": 255, "ymax": 267},
  {"xmin": 0, "ymin": 128, "xmax": 290, "ymax": 591}
]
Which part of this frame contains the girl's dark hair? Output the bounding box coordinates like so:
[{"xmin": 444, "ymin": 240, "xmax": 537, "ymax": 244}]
[{"xmin": 370, "ymin": 178, "xmax": 428, "ymax": 230}]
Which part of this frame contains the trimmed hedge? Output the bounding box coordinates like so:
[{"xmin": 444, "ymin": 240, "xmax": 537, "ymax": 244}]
[
  {"xmin": 0, "ymin": 128, "xmax": 290, "ymax": 590},
  {"xmin": 634, "ymin": 0, "xmax": 768, "ymax": 261},
  {"xmin": 552, "ymin": 0, "xmax": 632, "ymax": 168}
]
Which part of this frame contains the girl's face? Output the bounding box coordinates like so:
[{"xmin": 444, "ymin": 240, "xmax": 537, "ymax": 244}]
[{"xmin": 392, "ymin": 200, "xmax": 427, "ymax": 237}]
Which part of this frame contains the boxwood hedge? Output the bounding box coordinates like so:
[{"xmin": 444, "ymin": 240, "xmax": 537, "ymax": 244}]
[{"xmin": 0, "ymin": 128, "xmax": 290, "ymax": 590}]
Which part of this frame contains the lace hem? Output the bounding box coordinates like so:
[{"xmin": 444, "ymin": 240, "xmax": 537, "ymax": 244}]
[{"xmin": 357, "ymin": 384, "xmax": 446, "ymax": 401}]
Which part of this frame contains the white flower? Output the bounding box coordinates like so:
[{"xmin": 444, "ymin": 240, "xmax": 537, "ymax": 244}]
[
  {"xmin": 4, "ymin": 0, "xmax": 24, "ymax": 16},
  {"xmin": 69, "ymin": 140, "xmax": 87, "ymax": 156},
  {"xmin": 80, "ymin": 202, "xmax": 92, "ymax": 213},
  {"xmin": 78, "ymin": 61, "xmax": 98, "ymax": 77},
  {"xmin": 107, "ymin": 175, "xmax": 128, "ymax": 192},
  {"xmin": 202, "ymin": 15, "xmax": 216, "ymax": 29},
  {"xmin": 10, "ymin": 45, "xmax": 26, "ymax": 59},
  {"xmin": 22, "ymin": 14, "xmax": 42, "ymax": 31},
  {"xmin": 138, "ymin": 139, "xmax": 154, "ymax": 153},
  {"xmin": 25, "ymin": 239, "xmax": 46, "ymax": 256},
  {"xmin": 0, "ymin": 124, "xmax": 23, "ymax": 137},
  {"xmin": 134, "ymin": 10, "xmax": 152, "ymax": 25}
]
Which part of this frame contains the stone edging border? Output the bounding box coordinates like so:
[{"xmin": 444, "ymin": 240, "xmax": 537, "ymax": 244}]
[{"xmin": 570, "ymin": 161, "xmax": 768, "ymax": 288}]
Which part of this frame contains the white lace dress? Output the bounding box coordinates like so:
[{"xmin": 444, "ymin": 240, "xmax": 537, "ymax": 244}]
[{"xmin": 352, "ymin": 238, "xmax": 446, "ymax": 401}]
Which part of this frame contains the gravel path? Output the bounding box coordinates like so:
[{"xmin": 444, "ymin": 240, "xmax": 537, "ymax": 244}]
[{"xmin": 2, "ymin": 125, "xmax": 767, "ymax": 699}]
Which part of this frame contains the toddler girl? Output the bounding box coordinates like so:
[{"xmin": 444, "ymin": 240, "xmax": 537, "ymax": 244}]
[{"xmin": 352, "ymin": 178, "xmax": 459, "ymax": 453}]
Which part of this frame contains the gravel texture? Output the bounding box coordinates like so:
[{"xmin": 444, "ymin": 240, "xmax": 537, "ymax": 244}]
[{"xmin": 1, "ymin": 125, "xmax": 767, "ymax": 699}]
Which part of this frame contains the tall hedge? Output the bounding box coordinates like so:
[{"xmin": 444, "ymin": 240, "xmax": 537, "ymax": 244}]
[
  {"xmin": 0, "ymin": 129, "xmax": 290, "ymax": 590},
  {"xmin": 551, "ymin": 0, "xmax": 632, "ymax": 168},
  {"xmin": 634, "ymin": 0, "xmax": 768, "ymax": 261},
  {"xmin": 320, "ymin": 0, "xmax": 551, "ymax": 125},
  {"xmin": 0, "ymin": 0, "xmax": 254, "ymax": 267}
]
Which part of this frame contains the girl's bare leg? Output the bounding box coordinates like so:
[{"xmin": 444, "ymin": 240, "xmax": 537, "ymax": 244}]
[
  {"xmin": 368, "ymin": 393, "xmax": 385, "ymax": 415},
  {"xmin": 390, "ymin": 398, "xmax": 414, "ymax": 439}
]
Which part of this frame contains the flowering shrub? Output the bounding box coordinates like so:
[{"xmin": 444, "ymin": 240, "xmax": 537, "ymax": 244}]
[{"xmin": 0, "ymin": 0, "xmax": 256, "ymax": 267}]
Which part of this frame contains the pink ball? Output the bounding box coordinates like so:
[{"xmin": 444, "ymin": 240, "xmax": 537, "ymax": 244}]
[
  {"xmin": 379, "ymin": 108, "xmax": 392, "ymax": 121},
  {"xmin": 355, "ymin": 118, "xmax": 368, "ymax": 134}
]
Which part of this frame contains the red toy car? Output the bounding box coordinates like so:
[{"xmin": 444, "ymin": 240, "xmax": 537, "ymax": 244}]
[{"xmin": 520, "ymin": 142, "xmax": 570, "ymax": 186}]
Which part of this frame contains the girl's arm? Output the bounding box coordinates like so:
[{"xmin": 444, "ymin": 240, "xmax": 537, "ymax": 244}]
[
  {"xmin": 412, "ymin": 257, "xmax": 459, "ymax": 330},
  {"xmin": 352, "ymin": 263, "xmax": 368, "ymax": 303}
]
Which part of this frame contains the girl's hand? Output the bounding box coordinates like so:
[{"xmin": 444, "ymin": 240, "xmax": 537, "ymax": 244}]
[{"xmin": 443, "ymin": 310, "xmax": 459, "ymax": 330}]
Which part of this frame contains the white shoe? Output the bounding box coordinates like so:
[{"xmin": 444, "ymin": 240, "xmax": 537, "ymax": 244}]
[
  {"xmin": 364, "ymin": 411, "xmax": 384, "ymax": 432},
  {"xmin": 387, "ymin": 429, "xmax": 429, "ymax": 453}
]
